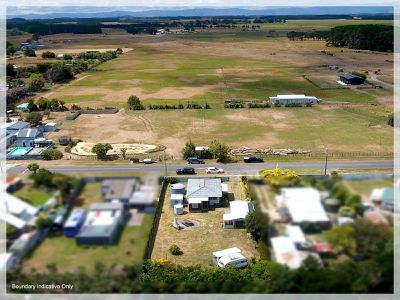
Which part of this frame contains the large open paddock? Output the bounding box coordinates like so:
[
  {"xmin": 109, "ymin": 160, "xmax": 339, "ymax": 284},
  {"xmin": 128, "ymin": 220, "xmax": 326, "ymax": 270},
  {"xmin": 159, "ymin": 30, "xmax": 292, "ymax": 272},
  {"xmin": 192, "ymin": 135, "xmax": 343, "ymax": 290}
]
[{"xmin": 11, "ymin": 21, "xmax": 392, "ymax": 158}]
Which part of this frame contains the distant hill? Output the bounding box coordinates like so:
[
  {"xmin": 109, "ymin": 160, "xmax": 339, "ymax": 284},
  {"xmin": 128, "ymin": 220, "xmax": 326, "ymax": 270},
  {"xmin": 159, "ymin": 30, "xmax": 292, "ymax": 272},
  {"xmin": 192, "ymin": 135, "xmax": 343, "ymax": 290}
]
[{"xmin": 7, "ymin": 6, "xmax": 394, "ymax": 19}]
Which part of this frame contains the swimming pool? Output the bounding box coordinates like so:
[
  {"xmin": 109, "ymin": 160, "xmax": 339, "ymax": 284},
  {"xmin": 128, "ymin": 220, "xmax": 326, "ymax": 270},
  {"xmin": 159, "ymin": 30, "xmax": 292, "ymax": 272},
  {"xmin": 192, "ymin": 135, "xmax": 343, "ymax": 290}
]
[{"xmin": 7, "ymin": 147, "xmax": 33, "ymax": 157}]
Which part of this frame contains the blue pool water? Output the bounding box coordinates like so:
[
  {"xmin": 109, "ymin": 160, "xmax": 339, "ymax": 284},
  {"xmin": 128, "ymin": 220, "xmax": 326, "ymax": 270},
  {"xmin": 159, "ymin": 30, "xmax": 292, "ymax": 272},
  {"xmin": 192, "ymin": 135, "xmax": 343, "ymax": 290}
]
[{"xmin": 7, "ymin": 147, "xmax": 33, "ymax": 156}]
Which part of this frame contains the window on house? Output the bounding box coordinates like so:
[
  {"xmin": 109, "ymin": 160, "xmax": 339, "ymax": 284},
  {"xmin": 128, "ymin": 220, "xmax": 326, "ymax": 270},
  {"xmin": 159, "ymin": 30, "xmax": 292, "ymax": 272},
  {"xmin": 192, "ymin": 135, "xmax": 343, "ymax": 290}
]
[
  {"xmin": 225, "ymin": 220, "xmax": 233, "ymax": 225},
  {"xmin": 192, "ymin": 203, "xmax": 198, "ymax": 209}
]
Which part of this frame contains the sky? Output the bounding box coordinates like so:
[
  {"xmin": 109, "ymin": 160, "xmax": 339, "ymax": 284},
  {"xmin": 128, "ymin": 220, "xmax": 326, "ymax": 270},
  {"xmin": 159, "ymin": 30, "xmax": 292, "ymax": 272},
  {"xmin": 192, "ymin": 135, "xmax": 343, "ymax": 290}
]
[{"xmin": 7, "ymin": 1, "xmax": 398, "ymax": 8}]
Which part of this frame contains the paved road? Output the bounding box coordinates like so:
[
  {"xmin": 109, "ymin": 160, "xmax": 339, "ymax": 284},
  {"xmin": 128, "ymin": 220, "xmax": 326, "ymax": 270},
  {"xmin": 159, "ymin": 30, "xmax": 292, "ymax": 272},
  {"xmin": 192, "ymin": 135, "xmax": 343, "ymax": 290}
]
[{"xmin": 8, "ymin": 160, "xmax": 393, "ymax": 175}]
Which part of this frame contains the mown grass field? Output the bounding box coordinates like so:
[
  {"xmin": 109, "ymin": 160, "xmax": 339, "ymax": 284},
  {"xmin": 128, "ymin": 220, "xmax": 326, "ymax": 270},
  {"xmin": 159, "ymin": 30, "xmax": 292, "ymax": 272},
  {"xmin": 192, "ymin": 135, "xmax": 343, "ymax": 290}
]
[{"xmin": 25, "ymin": 22, "xmax": 393, "ymax": 157}]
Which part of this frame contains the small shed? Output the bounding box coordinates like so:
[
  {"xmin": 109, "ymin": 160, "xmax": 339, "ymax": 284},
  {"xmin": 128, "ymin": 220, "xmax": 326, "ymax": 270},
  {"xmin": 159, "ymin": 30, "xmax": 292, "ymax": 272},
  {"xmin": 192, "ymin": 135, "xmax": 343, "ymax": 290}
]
[
  {"xmin": 314, "ymin": 242, "xmax": 334, "ymax": 258},
  {"xmin": 170, "ymin": 194, "xmax": 184, "ymax": 207}
]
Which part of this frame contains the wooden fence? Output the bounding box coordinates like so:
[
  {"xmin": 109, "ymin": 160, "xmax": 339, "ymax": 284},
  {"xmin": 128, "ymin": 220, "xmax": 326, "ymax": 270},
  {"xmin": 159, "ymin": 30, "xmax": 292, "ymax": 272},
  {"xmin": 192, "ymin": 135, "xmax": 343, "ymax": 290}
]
[{"xmin": 66, "ymin": 108, "xmax": 119, "ymax": 120}]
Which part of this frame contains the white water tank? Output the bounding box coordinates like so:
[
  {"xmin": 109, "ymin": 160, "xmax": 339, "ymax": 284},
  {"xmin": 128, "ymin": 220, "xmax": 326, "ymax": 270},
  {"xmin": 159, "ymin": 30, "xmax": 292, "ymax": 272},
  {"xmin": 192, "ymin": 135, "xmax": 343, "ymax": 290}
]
[
  {"xmin": 174, "ymin": 204, "xmax": 184, "ymax": 215},
  {"xmin": 170, "ymin": 183, "xmax": 185, "ymax": 195}
]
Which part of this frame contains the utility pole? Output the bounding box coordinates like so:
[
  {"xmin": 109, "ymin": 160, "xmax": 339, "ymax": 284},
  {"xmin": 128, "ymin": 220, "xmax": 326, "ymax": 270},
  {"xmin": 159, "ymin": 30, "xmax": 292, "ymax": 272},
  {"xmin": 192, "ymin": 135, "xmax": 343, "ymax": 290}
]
[
  {"xmin": 324, "ymin": 148, "xmax": 328, "ymax": 175},
  {"xmin": 163, "ymin": 149, "xmax": 167, "ymax": 178}
]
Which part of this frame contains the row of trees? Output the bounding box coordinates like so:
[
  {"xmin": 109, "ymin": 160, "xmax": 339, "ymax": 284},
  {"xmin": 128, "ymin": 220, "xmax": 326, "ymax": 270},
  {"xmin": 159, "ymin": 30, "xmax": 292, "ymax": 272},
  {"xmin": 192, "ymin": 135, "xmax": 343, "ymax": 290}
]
[
  {"xmin": 7, "ymin": 244, "xmax": 393, "ymax": 293},
  {"xmin": 27, "ymin": 165, "xmax": 77, "ymax": 204},
  {"xmin": 182, "ymin": 140, "xmax": 231, "ymax": 162},
  {"xmin": 7, "ymin": 21, "xmax": 102, "ymax": 35},
  {"xmin": 287, "ymin": 24, "xmax": 393, "ymax": 52}
]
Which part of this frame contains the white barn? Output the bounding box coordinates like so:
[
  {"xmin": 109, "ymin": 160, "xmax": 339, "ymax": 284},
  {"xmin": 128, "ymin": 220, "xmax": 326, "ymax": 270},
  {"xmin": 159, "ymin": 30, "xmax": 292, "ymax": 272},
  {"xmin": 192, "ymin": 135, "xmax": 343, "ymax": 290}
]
[{"xmin": 269, "ymin": 94, "xmax": 321, "ymax": 105}]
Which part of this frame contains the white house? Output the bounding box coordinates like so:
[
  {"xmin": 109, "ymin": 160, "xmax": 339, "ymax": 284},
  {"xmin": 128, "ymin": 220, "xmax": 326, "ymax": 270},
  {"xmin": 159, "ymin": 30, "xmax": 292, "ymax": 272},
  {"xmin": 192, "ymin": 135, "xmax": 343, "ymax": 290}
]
[
  {"xmin": 0, "ymin": 193, "xmax": 38, "ymax": 230},
  {"xmin": 223, "ymin": 200, "xmax": 254, "ymax": 228},
  {"xmin": 276, "ymin": 187, "xmax": 330, "ymax": 226},
  {"xmin": 186, "ymin": 178, "xmax": 223, "ymax": 212},
  {"xmin": 269, "ymin": 94, "xmax": 321, "ymax": 105}
]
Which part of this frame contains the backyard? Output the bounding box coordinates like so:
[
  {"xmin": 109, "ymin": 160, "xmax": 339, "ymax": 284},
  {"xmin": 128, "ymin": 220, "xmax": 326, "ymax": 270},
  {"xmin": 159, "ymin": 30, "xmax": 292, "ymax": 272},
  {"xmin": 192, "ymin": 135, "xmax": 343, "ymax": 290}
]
[
  {"xmin": 151, "ymin": 180, "xmax": 259, "ymax": 266},
  {"xmin": 22, "ymin": 213, "xmax": 154, "ymax": 274},
  {"xmin": 14, "ymin": 184, "xmax": 54, "ymax": 206}
]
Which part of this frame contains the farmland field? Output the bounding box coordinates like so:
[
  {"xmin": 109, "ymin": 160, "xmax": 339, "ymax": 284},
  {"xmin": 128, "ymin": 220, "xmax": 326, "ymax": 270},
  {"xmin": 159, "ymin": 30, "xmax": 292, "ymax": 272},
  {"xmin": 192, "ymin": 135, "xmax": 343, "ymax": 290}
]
[{"xmin": 9, "ymin": 20, "xmax": 393, "ymax": 158}]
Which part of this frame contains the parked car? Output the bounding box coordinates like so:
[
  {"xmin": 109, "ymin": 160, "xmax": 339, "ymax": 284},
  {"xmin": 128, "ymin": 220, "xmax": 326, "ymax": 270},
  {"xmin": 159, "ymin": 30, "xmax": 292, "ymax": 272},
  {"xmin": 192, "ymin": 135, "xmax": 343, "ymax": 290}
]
[
  {"xmin": 187, "ymin": 157, "xmax": 204, "ymax": 164},
  {"xmin": 244, "ymin": 156, "xmax": 264, "ymax": 163},
  {"xmin": 206, "ymin": 167, "xmax": 224, "ymax": 174},
  {"xmin": 143, "ymin": 158, "xmax": 155, "ymax": 164},
  {"xmin": 176, "ymin": 167, "xmax": 196, "ymax": 175}
]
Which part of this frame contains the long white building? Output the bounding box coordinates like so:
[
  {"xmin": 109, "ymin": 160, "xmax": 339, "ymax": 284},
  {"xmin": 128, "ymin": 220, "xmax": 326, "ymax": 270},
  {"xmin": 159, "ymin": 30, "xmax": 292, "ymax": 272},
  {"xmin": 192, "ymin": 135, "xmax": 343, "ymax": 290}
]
[{"xmin": 269, "ymin": 94, "xmax": 321, "ymax": 105}]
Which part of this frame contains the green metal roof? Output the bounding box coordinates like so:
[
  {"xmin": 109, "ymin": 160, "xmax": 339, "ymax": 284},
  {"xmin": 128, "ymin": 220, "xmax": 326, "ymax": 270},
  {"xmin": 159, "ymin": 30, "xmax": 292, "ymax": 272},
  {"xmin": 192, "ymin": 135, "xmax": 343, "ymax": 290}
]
[{"xmin": 381, "ymin": 188, "xmax": 394, "ymax": 204}]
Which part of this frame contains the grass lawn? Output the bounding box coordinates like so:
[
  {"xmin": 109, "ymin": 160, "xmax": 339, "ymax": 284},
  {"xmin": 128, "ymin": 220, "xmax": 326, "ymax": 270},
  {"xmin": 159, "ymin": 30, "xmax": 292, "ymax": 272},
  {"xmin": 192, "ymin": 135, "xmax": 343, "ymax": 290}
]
[
  {"xmin": 151, "ymin": 184, "xmax": 259, "ymax": 266},
  {"xmin": 14, "ymin": 184, "xmax": 54, "ymax": 206},
  {"xmin": 74, "ymin": 182, "xmax": 103, "ymax": 209},
  {"xmin": 22, "ymin": 213, "xmax": 154, "ymax": 274},
  {"xmin": 343, "ymin": 178, "xmax": 393, "ymax": 198}
]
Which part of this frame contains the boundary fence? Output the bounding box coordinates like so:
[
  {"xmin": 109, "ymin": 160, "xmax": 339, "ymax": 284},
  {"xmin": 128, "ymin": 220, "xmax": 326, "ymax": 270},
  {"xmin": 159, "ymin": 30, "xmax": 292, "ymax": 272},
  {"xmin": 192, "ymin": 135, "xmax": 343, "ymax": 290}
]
[{"xmin": 143, "ymin": 178, "xmax": 168, "ymax": 260}]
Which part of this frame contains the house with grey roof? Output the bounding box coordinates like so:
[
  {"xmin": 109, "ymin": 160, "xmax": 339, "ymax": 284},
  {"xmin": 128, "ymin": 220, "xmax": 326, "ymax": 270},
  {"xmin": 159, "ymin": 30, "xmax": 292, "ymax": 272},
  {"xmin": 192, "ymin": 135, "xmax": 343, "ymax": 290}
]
[
  {"xmin": 102, "ymin": 179, "xmax": 137, "ymax": 206},
  {"xmin": 1, "ymin": 121, "xmax": 30, "ymax": 147},
  {"xmin": 75, "ymin": 202, "xmax": 124, "ymax": 245},
  {"xmin": 186, "ymin": 178, "xmax": 223, "ymax": 212},
  {"xmin": 15, "ymin": 128, "xmax": 49, "ymax": 148}
]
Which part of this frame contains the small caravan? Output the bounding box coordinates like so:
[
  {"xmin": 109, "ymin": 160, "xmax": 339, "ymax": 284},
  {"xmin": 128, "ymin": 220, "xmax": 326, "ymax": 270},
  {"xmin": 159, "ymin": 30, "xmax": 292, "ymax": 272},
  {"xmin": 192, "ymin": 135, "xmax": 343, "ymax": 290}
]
[{"xmin": 212, "ymin": 247, "xmax": 248, "ymax": 268}]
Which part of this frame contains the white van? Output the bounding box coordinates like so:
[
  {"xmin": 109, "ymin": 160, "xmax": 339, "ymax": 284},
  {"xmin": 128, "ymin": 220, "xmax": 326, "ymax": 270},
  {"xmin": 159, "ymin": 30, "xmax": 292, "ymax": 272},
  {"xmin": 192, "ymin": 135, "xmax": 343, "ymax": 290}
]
[{"xmin": 212, "ymin": 247, "xmax": 248, "ymax": 268}]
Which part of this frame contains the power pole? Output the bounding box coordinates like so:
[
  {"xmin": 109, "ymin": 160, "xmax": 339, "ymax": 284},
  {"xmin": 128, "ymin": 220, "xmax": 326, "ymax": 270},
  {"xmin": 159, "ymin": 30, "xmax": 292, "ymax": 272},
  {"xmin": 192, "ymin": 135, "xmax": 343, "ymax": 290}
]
[
  {"xmin": 163, "ymin": 149, "xmax": 167, "ymax": 178},
  {"xmin": 324, "ymin": 148, "xmax": 328, "ymax": 175}
]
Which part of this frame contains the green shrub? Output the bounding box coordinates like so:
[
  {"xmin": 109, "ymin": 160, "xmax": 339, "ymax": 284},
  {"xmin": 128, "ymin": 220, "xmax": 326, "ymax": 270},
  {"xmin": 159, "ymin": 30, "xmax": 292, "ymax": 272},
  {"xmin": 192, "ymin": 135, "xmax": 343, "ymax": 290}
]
[
  {"xmin": 169, "ymin": 244, "xmax": 183, "ymax": 255},
  {"xmin": 41, "ymin": 149, "xmax": 63, "ymax": 160}
]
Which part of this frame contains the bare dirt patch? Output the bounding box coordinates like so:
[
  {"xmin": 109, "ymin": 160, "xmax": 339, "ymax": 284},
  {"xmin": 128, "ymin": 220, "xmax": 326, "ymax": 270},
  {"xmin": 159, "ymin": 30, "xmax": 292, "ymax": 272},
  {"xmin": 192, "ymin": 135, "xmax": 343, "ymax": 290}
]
[{"xmin": 72, "ymin": 142, "xmax": 159, "ymax": 156}]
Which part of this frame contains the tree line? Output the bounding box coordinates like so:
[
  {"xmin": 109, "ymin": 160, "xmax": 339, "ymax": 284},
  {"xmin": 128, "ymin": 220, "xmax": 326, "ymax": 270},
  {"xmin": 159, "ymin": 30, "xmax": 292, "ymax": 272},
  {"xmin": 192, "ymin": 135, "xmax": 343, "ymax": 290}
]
[
  {"xmin": 7, "ymin": 21, "xmax": 102, "ymax": 35},
  {"xmin": 7, "ymin": 245, "xmax": 393, "ymax": 293},
  {"xmin": 287, "ymin": 24, "xmax": 393, "ymax": 52}
]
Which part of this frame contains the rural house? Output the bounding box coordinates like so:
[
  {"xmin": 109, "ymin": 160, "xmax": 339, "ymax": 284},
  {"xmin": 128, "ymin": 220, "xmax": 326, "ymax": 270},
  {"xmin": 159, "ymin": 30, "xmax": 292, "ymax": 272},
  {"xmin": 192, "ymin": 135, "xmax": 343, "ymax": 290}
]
[
  {"xmin": 15, "ymin": 128, "xmax": 52, "ymax": 148},
  {"xmin": 223, "ymin": 200, "xmax": 255, "ymax": 228},
  {"xmin": 76, "ymin": 202, "xmax": 124, "ymax": 245},
  {"xmin": 186, "ymin": 178, "xmax": 223, "ymax": 212},
  {"xmin": 276, "ymin": 187, "xmax": 330, "ymax": 228},
  {"xmin": 1, "ymin": 193, "xmax": 38, "ymax": 231},
  {"xmin": 1, "ymin": 121, "xmax": 30, "ymax": 147},
  {"xmin": 101, "ymin": 179, "xmax": 137, "ymax": 206}
]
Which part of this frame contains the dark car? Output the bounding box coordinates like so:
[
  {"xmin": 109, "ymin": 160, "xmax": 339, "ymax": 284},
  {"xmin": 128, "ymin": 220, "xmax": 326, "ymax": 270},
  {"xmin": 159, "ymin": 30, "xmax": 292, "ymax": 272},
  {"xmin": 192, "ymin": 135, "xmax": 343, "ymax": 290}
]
[
  {"xmin": 187, "ymin": 157, "xmax": 204, "ymax": 164},
  {"xmin": 244, "ymin": 156, "xmax": 264, "ymax": 163},
  {"xmin": 176, "ymin": 167, "xmax": 196, "ymax": 175}
]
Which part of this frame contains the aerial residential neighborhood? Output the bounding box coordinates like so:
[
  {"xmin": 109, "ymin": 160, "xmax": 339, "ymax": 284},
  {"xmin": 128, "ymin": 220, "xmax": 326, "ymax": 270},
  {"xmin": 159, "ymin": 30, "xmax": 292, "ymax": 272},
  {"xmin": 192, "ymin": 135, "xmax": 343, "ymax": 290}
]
[{"xmin": 1, "ymin": 3, "xmax": 396, "ymax": 297}]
